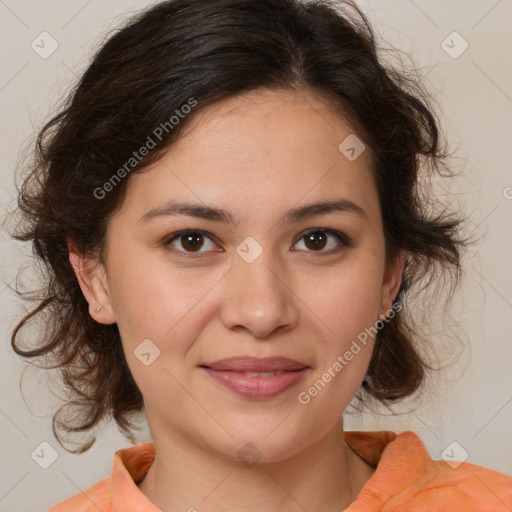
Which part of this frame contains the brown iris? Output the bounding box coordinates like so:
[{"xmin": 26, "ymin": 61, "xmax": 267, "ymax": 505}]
[
  {"xmin": 180, "ymin": 233, "xmax": 204, "ymax": 252},
  {"xmin": 303, "ymin": 231, "xmax": 328, "ymax": 251}
]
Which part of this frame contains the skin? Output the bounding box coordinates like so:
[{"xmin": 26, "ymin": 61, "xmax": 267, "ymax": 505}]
[{"xmin": 69, "ymin": 88, "xmax": 404, "ymax": 511}]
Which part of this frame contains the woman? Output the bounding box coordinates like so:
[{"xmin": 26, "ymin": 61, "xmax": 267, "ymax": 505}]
[{"xmin": 10, "ymin": 0, "xmax": 511, "ymax": 510}]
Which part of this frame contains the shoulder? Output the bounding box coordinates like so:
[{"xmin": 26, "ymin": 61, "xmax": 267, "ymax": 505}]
[
  {"xmin": 46, "ymin": 442, "xmax": 157, "ymax": 512},
  {"xmin": 408, "ymin": 459, "xmax": 512, "ymax": 511},
  {"xmin": 46, "ymin": 476, "xmax": 111, "ymax": 512}
]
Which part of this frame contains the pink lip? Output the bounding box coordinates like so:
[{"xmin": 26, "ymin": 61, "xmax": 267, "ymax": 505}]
[
  {"xmin": 201, "ymin": 367, "xmax": 310, "ymax": 399},
  {"xmin": 199, "ymin": 356, "xmax": 310, "ymax": 399}
]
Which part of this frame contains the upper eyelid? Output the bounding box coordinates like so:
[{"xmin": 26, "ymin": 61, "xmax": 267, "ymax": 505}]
[{"xmin": 165, "ymin": 229, "xmax": 219, "ymax": 245}]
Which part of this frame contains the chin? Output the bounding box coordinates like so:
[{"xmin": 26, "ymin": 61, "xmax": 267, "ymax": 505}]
[{"xmin": 207, "ymin": 421, "xmax": 313, "ymax": 466}]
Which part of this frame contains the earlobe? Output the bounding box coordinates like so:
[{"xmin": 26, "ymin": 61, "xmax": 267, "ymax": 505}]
[{"xmin": 67, "ymin": 240, "xmax": 116, "ymax": 325}]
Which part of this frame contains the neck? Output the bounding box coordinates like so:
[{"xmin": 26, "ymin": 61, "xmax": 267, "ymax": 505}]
[{"xmin": 138, "ymin": 417, "xmax": 375, "ymax": 512}]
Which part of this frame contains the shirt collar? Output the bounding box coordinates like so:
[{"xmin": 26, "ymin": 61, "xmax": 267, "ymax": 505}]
[
  {"xmin": 111, "ymin": 441, "xmax": 161, "ymax": 511},
  {"xmin": 344, "ymin": 430, "xmax": 434, "ymax": 511}
]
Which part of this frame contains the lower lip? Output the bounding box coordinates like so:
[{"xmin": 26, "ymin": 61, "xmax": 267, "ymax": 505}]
[{"xmin": 201, "ymin": 367, "xmax": 309, "ymax": 399}]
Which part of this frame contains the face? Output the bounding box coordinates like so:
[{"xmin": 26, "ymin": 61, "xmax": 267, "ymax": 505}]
[{"xmin": 71, "ymin": 88, "xmax": 403, "ymax": 462}]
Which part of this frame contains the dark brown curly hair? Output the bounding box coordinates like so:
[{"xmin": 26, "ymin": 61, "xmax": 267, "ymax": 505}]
[{"xmin": 8, "ymin": 0, "xmax": 466, "ymax": 452}]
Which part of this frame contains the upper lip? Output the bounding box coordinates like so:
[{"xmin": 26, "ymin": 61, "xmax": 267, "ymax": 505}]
[{"xmin": 200, "ymin": 356, "xmax": 308, "ymax": 372}]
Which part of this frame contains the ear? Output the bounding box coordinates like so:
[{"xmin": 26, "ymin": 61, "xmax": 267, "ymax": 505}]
[
  {"xmin": 379, "ymin": 249, "xmax": 406, "ymax": 319},
  {"xmin": 67, "ymin": 238, "xmax": 116, "ymax": 324}
]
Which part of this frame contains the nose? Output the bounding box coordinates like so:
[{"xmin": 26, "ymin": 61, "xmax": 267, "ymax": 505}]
[{"xmin": 219, "ymin": 247, "xmax": 299, "ymax": 339}]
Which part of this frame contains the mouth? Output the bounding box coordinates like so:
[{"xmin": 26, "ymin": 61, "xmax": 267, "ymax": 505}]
[{"xmin": 199, "ymin": 356, "xmax": 310, "ymax": 399}]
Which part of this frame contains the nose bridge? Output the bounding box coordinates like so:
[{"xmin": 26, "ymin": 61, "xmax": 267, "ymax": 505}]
[{"xmin": 220, "ymin": 239, "xmax": 298, "ymax": 338}]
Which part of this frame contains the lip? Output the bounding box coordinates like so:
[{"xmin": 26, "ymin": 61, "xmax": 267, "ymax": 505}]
[
  {"xmin": 201, "ymin": 367, "xmax": 310, "ymax": 399},
  {"xmin": 199, "ymin": 356, "xmax": 310, "ymax": 399},
  {"xmin": 200, "ymin": 356, "xmax": 308, "ymax": 372}
]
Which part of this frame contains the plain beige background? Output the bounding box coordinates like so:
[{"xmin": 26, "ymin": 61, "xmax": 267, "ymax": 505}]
[{"xmin": 1, "ymin": 0, "xmax": 511, "ymax": 510}]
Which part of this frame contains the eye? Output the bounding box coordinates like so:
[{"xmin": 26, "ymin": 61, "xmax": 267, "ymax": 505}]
[
  {"xmin": 163, "ymin": 230, "xmax": 220, "ymax": 257},
  {"xmin": 162, "ymin": 228, "xmax": 351, "ymax": 258},
  {"xmin": 292, "ymin": 228, "xmax": 351, "ymax": 255}
]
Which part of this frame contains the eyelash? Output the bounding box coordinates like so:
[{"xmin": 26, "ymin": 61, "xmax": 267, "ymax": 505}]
[{"xmin": 161, "ymin": 228, "xmax": 352, "ymax": 259}]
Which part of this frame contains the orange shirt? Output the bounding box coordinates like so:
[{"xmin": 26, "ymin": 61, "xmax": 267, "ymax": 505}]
[{"xmin": 47, "ymin": 430, "xmax": 512, "ymax": 511}]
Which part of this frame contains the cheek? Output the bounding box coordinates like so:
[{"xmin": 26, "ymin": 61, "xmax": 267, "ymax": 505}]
[
  {"xmin": 295, "ymin": 268, "xmax": 381, "ymax": 415},
  {"xmin": 294, "ymin": 250, "xmax": 383, "ymax": 398},
  {"xmin": 107, "ymin": 242, "xmax": 216, "ymax": 337},
  {"xmin": 301, "ymin": 253, "xmax": 384, "ymax": 344},
  {"xmin": 106, "ymin": 249, "xmax": 227, "ymax": 386}
]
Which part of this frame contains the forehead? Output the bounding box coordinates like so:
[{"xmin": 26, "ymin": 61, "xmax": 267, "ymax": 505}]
[
  {"xmin": 174, "ymin": 88, "xmax": 371, "ymax": 167},
  {"xmin": 118, "ymin": 88, "xmax": 379, "ymax": 226}
]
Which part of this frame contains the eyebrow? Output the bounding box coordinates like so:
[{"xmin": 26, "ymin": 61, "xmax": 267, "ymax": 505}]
[{"xmin": 138, "ymin": 198, "xmax": 367, "ymax": 225}]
